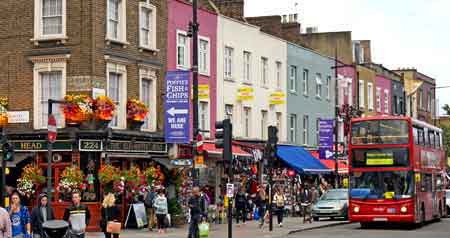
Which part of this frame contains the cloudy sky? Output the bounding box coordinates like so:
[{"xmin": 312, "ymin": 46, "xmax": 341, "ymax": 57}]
[{"xmin": 245, "ymin": 0, "xmax": 450, "ymax": 115}]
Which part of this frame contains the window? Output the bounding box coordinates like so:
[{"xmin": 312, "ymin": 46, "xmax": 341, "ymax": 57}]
[
  {"xmin": 276, "ymin": 62, "xmax": 282, "ymax": 88},
  {"xmin": 140, "ymin": 68, "xmax": 157, "ymax": 131},
  {"xmin": 303, "ymin": 69, "xmax": 309, "ymax": 95},
  {"xmin": 289, "ymin": 66, "xmax": 297, "ymax": 92},
  {"xmin": 34, "ymin": 0, "xmax": 66, "ymax": 40},
  {"xmin": 261, "ymin": 110, "xmax": 268, "ymax": 139},
  {"xmin": 359, "ymin": 80, "xmax": 364, "ymax": 108},
  {"xmin": 224, "ymin": 47, "xmax": 234, "ymax": 79},
  {"xmin": 376, "ymin": 87, "xmax": 381, "ymax": 112},
  {"xmin": 107, "ymin": 0, "xmax": 126, "ymax": 42},
  {"xmin": 427, "ymin": 91, "xmax": 433, "ymax": 112},
  {"xmin": 199, "ymin": 38, "xmax": 210, "ymax": 75},
  {"xmin": 394, "ymin": 95, "xmax": 398, "ymax": 114},
  {"xmin": 418, "ymin": 89, "xmax": 423, "ymax": 109},
  {"xmin": 303, "ymin": 115, "xmax": 309, "ymax": 145},
  {"xmin": 261, "ymin": 57, "xmax": 268, "ymax": 86},
  {"xmin": 243, "ymin": 51, "xmax": 251, "ymax": 82},
  {"xmin": 384, "ymin": 89, "xmax": 389, "ymax": 113},
  {"xmin": 367, "ymin": 82, "xmax": 374, "ymax": 111},
  {"xmin": 289, "ymin": 114, "xmax": 297, "ymax": 143},
  {"xmin": 315, "ymin": 73, "xmax": 322, "ymax": 98},
  {"xmin": 348, "ymin": 82, "xmax": 353, "ymax": 105},
  {"xmin": 276, "ymin": 112, "xmax": 282, "ymax": 132},
  {"xmin": 326, "ymin": 76, "xmax": 331, "ymax": 100},
  {"xmin": 139, "ymin": 2, "xmax": 157, "ymax": 49},
  {"xmin": 243, "ymin": 107, "xmax": 251, "ymax": 138},
  {"xmin": 352, "ymin": 120, "xmax": 409, "ymax": 145},
  {"xmin": 107, "ymin": 63, "xmax": 127, "ymax": 129},
  {"xmin": 225, "ymin": 104, "xmax": 233, "ymax": 121},
  {"xmin": 199, "ymin": 102, "xmax": 210, "ymax": 131},
  {"xmin": 32, "ymin": 57, "xmax": 67, "ymax": 129},
  {"xmin": 177, "ymin": 31, "xmax": 189, "ymax": 69}
]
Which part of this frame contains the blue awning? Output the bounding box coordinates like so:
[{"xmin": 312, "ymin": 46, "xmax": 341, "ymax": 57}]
[{"xmin": 276, "ymin": 145, "xmax": 331, "ymax": 174}]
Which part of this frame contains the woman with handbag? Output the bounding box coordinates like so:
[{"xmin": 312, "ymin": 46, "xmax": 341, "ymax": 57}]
[
  {"xmin": 100, "ymin": 193, "xmax": 120, "ymax": 238},
  {"xmin": 153, "ymin": 189, "xmax": 168, "ymax": 234}
]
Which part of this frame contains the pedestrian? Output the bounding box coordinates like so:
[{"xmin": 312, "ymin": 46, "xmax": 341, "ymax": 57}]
[
  {"xmin": 153, "ymin": 189, "xmax": 168, "ymax": 234},
  {"xmin": 143, "ymin": 188, "xmax": 156, "ymax": 231},
  {"xmin": 273, "ymin": 188, "xmax": 285, "ymax": 227},
  {"xmin": 310, "ymin": 186, "xmax": 319, "ymax": 205},
  {"xmin": 188, "ymin": 187, "xmax": 206, "ymax": 238},
  {"xmin": 234, "ymin": 187, "xmax": 247, "ymax": 226},
  {"xmin": 63, "ymin": 191, "xmax": 91, "ymax": 238},
  {"xmin": 31, "ymin": 193, "xmax": 55, "ymax": 238},
  {"xmin": 0, "ymin": 206, "xmax": 12, "ymax": 238},
  {"xmin": 254, "ymin": 186, "xmax": 266, "ymax": 228},
  {"xmin": 6, "ymin": 191, "xmax": 31, "ymax": 238},
  {"xmin": 301, "ymin": 185, "xmax": 312, "ymax": 223},
  {"xmin": 100, "ymin": 193, "xmax": 120, "ymax": 238}
]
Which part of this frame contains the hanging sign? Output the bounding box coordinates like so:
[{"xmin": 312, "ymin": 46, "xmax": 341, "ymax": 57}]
[
  {"xmin": 319, "ymin": 119, "xmax": 335, "ymax": 160},
  {"xmin": 7, "ymin": 111, "xmax": 29, "ymax": 123},
  {"xmin": 198, "ymin": 84, "xmax": 209, "ymax": 100},
  {"xmin": 237, "ymin": 87, "xmax": 254, "ymax": 101},
  {"xmin": 226, "ymin": 183, "xmax": 234, "ymax": 198},
  {"xmin": 269, "ymin": 91, "xmax": 286, "ymax": 105}
]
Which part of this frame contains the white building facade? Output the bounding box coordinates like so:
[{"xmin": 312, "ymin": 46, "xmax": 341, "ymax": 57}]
[{"xmin": 216, "ymin": 15, "xmax": 287, "ymax": 142}]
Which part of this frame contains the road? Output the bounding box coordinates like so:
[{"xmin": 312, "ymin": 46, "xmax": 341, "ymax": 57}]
[{"xmin": 288, "ymin": 218, "xmax": 450, "ymax": 238}]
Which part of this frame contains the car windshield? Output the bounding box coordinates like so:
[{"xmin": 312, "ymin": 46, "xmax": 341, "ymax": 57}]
[
  {"xmin": 351, "ymin": 119, "xmax": 409, "ymax": 145},
  {"xmin": 322, "ymin": 190, "xmax": 348, "ymax": 200},
  {"xmin": 350, "ymin": 171, "xmax": 414, "ymax": 199}
]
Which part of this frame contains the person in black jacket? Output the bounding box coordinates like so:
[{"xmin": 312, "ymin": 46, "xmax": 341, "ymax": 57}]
[
  {"xmin": 31, "ymin": 193, "xmax": 55, "ymax": 238},
  {"xmin": 235, "ymin": 187, "xmax": 247, "ymax": 225},
  {"xmin": 100, "ymin": 193, "xmax": 120, "ymax": 238},
  {"xmin": 188, "ymin": 187, "xmax": 206, "ymax": 238},
  {"xmin": 63, "ymin": 192, "xmax": 91, "ymax": 238}
]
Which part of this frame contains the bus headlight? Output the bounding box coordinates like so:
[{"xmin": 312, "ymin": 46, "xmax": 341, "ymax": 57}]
[
  {"xmin": 354, "ymin": 206, "xmax": 360, "ymax": 213},
  {"xmin": 400, "ymin": 206, "xmax": 407, "ymax": 213}
]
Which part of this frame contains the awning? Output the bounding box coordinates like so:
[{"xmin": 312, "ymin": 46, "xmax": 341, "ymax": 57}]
[
  {"xmin": 319, "ymin": 159, "xmax": 348, "ymax": 174},
  {"xmin": 203, "ymin": 142, "xmax": 252, "ymax": 158},
  {"xmin": 276, "ymin": 145, "xmax": 331, "ymax": 174}
]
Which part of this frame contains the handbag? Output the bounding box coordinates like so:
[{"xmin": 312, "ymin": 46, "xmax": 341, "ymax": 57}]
[
  {"xmin": 198, "ymin": 222, "xmax": 209, "ymax": 238},
  {"xmin": 106, "ymin": 221, "xmax": 122, "ymax": 234}
]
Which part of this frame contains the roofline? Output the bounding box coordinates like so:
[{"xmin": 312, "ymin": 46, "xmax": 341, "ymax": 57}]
[{"xmin": 362, "ymin": 62, "xmax": 402, "ymax": 78}]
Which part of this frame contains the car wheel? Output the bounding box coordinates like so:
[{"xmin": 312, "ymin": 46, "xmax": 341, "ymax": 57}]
[{"xmin": 313, "ymin": 217, "xmax": 319, "ymax": 221}]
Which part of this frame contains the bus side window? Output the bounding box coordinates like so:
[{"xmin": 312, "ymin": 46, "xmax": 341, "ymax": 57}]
[
  {"xmin": 421, "ymin": 174, "xmax": 432, "ymax": 192},
  {"xmin": 417, "ymin": 128, "xmax": 425, "ymax": 145},
  {"xmin": 428, "ymin": 130, "xmax": 435, "ymax": 148},
  {"xmin": 413, "ymin": 127, "xmax": 419, "ymax": 144},
  {"xmin": 435, "ymin": 132, "xmax": 441, "ymax": 148}
]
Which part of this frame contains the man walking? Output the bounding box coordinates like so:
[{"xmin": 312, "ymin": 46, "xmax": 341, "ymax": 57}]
[
  {"xmin": 0, "ymin": 206, "xmax": 12, "ymax": 238},
  {"xmin": 188, "ymin": 187, "xmax": 206, "ymax": 238},
  {"xmin": 63, "ymin": 192, "xmax": 91, "ymax": 238},
  {"xmin": 144, "ymin": 188, "xmax": 156, "ymax": 231}
]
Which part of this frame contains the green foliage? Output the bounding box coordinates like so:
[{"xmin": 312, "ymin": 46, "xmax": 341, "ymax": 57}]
[
  {"xmin": 168, "ymin": 197, "xmax": 183, "ymax": 216},
  {"xmin": 441, "ymin": 124, "xmax": 450, "ymax": 155},
  {"xmin": 443, "ymin": 104, "xmax": 450, "ymax": 116}
]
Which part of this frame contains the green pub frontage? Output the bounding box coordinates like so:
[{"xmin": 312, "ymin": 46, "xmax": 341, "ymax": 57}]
[{"xmin": 3, "ymin": 129, "xmax": 193, "ymax": 232}]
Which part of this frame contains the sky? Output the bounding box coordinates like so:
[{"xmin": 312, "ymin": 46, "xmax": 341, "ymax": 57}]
[{"xmin": 245, "ymin": 0, "xmax": 450, "ymax": 115}]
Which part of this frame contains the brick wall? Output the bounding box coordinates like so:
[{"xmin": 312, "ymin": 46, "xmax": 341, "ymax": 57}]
[{"xmin": 210, "ymin": 0, "xmax": 244, "ymax": 21}]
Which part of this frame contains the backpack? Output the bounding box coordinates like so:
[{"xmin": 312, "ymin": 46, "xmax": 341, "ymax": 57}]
[{"xmin": 144, "ymin": 192, "xmax": 155, "ymax": 208}]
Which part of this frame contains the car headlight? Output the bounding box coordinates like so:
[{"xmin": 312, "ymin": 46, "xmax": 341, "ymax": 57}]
[
  {"xmin": 353, "ymin": 206, "xmax": 360, "ymax": 213},
  {"xmin": 400, "ymin": 206, "xmax": 407, "ymax": 213}
]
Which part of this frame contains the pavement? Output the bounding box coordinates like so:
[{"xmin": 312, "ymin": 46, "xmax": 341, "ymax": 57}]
[
  {"xmin": 288, "ymin": 218, "xmax": 450, "ymax": 238},
  {"xmin": 86, "ymin": 217, "xmax": 349, "ymax": 238}
]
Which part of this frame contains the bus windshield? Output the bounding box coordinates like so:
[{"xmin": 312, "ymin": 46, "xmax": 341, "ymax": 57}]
[
  {"xmin": 350, "ymin": 171, "xmax": 414, "ymax": 199},
  {"xmin": 351, "ymin": 148, "xmax": 410, "ymax": 168},
  {"xmin": 351, "ymin": 119, "xmax": 409, "ymax": 145}
]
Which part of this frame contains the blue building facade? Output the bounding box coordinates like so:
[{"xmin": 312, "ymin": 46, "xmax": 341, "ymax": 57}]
[{"xmin": 286, "ymin": 43, "xmax": 336, "ymax": 148}]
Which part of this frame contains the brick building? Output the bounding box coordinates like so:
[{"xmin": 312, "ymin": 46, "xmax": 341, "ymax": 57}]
[{"xmin": 0, "ymin": 0, "xmax": 170, "ymax": 230}]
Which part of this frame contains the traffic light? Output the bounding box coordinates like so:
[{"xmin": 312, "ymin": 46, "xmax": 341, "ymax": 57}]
[
  {"xmin": 215, "ymin": 119, "xmax": 232, "ymax": 160},
  {"xmin": 2, "ymin": 142, "xmax": 14, "ymax": 161},
  {"xmin": 266, "ymin": 126, "xmax": 278, "ymax": 159}
]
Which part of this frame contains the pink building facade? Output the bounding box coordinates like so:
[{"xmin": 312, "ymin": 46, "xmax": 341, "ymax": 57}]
[
  {"xmin": 167, "ymin": 0, "xmax": 218, "ymax": 139},
  {"xmin": 337, "ymin": 66, "xmax": 357, "ymax": 107},
  {"xmin": 375, "ymin": 75, "xmax": 392, "ymax": 115}
]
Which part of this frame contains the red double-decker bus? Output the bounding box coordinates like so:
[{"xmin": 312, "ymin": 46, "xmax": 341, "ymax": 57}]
[{"xmin": 348, "ymin": 116, "xmax": 447, "ymax": 227}]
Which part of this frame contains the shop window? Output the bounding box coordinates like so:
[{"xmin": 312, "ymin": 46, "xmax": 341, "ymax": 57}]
[{"xmin": 80, "ymin": 153, "xmax": 100, "ymax": 202}]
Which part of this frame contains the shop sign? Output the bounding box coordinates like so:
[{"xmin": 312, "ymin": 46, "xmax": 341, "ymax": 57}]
[
  {"xmin": 107, "ymin": 141, "xmax": 167, "ymax": 153},
  {"xmin": 269, "ymin": 91, "xmax": 286, "ymax": 105},
  {"xmin": 195, "ymin": 155, "xmax": 205, "ymax": 169},
  {"xmin": 79, "ymin": 140, "xmax": 103, "ymax": 152},
  {"xmin": 319, "ymin": 119, "xmax": 335, "ymax": 160},
  {"xmin": 11, "ymin": 140, "xmax": 72, "ymax": 151},
  {"xmin": 237, "ymin": 87, "xmax": 254, "ymax": 101},
  {"xmin": 198, "ymin": 84, "xmax": 209, "ymax": 100},
  {"xmin": 7, "ymin": 111, "xmax": 29, "ymax": 123},
  {"xmin": 170, "ymin": 159, "xmax": 193, "ymax": 166},
  {"xmin": 226, "ymin": 183, "xmax": 234, "ymax": 198}
]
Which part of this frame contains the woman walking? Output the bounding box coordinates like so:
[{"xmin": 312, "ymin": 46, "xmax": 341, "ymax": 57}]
[
  {"xmin": 7, "ymin": 191, "xmax": 31, "ymax": 238},
  {"xmin": 273, "ymin": 188, "xmax": 285, "ymax": 227},
  {"xmin": 31, "ymin": 193, "xmax": 55, "ymax": 238},
  {"xmin": 153, "ymin": 189, "xmax": 168, "ymax": 234},
  {"xmin": 255, "ymin": 186, "xmax": 266, "ymax": 228},
  {"xmin": 100, "ymin": 193, "xmax": 120, "ymax": 238}
]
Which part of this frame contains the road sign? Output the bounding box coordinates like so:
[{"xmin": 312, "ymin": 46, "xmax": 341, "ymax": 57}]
[
  {"xmin": 164, "ymin": 71, "xmax": 191, "ymax": 144},
  {"xmin": 319, "ymin": 119, "xmax": 334, "ymax": 160},
  {"xmin": 7, "ymin": 111, "xmax": 29, "ymax": 123},
  {"xmin": 47, "ymin": 114, "xmax": 57, "ymax": 143}
]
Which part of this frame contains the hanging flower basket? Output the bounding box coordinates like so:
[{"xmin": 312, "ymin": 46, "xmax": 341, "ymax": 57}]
[
  {"xmin": 57, "ymin": 166, "xmax": 84, "ymax": 196},
  {"xmin": 62, "ymin": 95, "xmax": 93, "ymax": 125},
  {"xmin": 93, "ymin": 96, "xmax": 116, "ymax": 123},
  {"xmin": 127, "ymin": 98, "xmax": 148, "ymax": 122},
  {"xmin": 0, "ymin": 97, "xmax": 8, "ymax": 126},
  {"xmin": 17, "ymin": 164, "xmax": 45, "ymax": 199}
]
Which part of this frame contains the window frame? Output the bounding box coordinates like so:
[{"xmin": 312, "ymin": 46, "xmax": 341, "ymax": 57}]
[
  {"xmin": 225, "ymin": 104, "xmax": 233, "ymax": 122},
  {"xmin": 106, "ymin": 0, "xmax": 127, "ymax": 44},
  {"xmin": 243, "ymin": 107, "xmax": 251, "ymax": 138},
  {"xmin": 243, "ymin": 51, "xmax": 251, "ymax": 83},
  {"xmin": 198, "ymin": 36, "xmax": 211, "ymax": 76},
  {"xmin": 367, "ymin": 82, "xmax": 374, "ymax": 111},
  {"xmin": 261, "ymin": 110, "xmax": 268, "ymax": 139},
  {"xmin": 376, "ymin": 87, "xmax": 381, "ymax": 112},
  {"xmin": 261, "ymin": 57, "xmax": 268, "ymax": 86},
  {"xmin": 224, "ymin": 46, "xmax": 234, "ymax": 79},
  {"xmin": 303, "ymin": 69, "xmax": 309, "ymax": 96},
  {"xmin": 276, "ymin": 61, "xmax": 282, "ymax": 89},
  {"xmin": 359, "ymin": 80, "xmax": 365, "ymax": 109},
  {"xmin": 326, "ymin": 76, "xmax": 331, "ymax": 100},
  {"xmin": 384, "ymin": 89, "xmax": 389, "ymax": 113},
  {"xmin": 315, "ymin": 73, "xmax": 322, "ymax": 98},
  {"xmin": 289, "ymin": 114, "xmax": 297, "ymax": 143},
  {"xmin": 139, "ymin": 68, "xmax": 157, "ymax": 132},
  {"xmin": 33, "ymin": 0, "xmax": 67, "ymax": 41},
  {"xmin": 138, "ymin": 1, "xmax": 157, "ymax": 50},
  {"xmin": 289, "ymin": 65, "xmax": 297, "ymax": 92},
  {"xmin": 176, "ymin": 30, "xmax": 190, "ymax": 70},
  {"xmin": 199, "ymin": 101, "xmax": 210, "ymax": 132},
  {"xmin": 303, "ymin": 115, "xmax": 309, "ymax": 145},
  {"xmin": 106, "ymin": 62, "xmax": 127, "ymax": 129}
]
